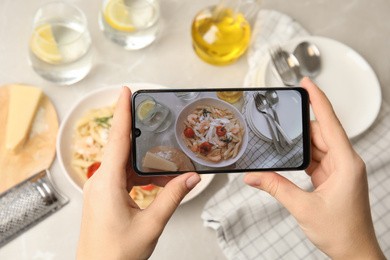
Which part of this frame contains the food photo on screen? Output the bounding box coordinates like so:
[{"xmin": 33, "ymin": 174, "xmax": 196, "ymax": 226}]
[{"xmin": 131, "ymin": 88, "xmax": 310, "ymax": 175}]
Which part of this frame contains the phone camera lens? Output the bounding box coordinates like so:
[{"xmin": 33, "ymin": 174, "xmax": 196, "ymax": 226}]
[{"xmin": 135, "ymin": 128, "xmax": 141, "ymax": 137}]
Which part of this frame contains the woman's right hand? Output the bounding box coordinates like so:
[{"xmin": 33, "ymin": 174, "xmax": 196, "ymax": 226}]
[{"xmin": 245, "ymin": 78, "xmax": 385, "ymax": 259}]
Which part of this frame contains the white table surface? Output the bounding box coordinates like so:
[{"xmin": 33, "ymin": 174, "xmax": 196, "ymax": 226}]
[{"xmin": 0, "ymin": 0, "xmax": 389, "ymax": 259}]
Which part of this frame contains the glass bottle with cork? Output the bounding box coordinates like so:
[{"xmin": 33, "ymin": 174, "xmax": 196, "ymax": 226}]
[{"xmin": 191, "ymin": 0, "xmax": 260, "ymax": 66}]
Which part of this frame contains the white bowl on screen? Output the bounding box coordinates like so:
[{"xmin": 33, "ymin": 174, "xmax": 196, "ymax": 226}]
[{"xmin": 175, "ymin": 97, "xmax": 249, "ymax": 168}]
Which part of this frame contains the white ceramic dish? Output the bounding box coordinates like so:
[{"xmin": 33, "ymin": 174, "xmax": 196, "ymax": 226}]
[
  {"xmin": 246, "ymin": 90, "xmax": 303, "ymax": 142},
  {"xmin": 260, "ymin": 36, "xmax": 381, "ymax": 139},
  {"xmin": 57, "ymin": 83, "xmax": 214, "ymax": 204},
  {"xmin": 245, "ymin": 107, "xmax": 270, "ymax": 142},
  {"xmin": 175, "ymin": 97, "xmax": 249, "ymax": 168}
]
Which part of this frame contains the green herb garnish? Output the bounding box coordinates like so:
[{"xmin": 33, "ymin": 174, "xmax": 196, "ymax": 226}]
[
  {"xmin": 94, "ymin": 116, "xmax": 113, "ymax": 128},
  {"xmin": 221, "ymin": 136, "xmax": 233, "ymax": 144},
  {"xmin": 202, "ymin": 109, "xmax": 212, "ymax": 117}
]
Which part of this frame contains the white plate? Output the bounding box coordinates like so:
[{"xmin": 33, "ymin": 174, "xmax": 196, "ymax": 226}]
[
  {"xmin": 175, "ymin": 98, "xmax": 249, "ymax": 168},
  {"xmin": 261, "ymin": 36, "xmax": 381, "ymax": 139},
  {"xmin": 246, "ymin": 99, "xmax": 271, "ymax": 142},
  {"xmin": 57, "ymin": 83, "xmax": 213, "ymax": 204},
  {"xmin": 246, "ymin": 91, "xmax": 303, "ymax": 141},
  {"xmin": 245, "ymin": 107, "xmax": 270, "ymax": 142}
]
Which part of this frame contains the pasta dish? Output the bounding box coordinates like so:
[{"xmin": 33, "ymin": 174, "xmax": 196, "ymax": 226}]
[
  {"xmin": 71, "ymin": 104, "xmax": 115, "ymax": 182},
  {"xmin": 182, "ymin": 104, "xmax": 245, "ymax": 162},
  {"xmin": 71, "ymin": 103, "xmax": 161, "ymax": 208},
  {"xmin": 130, "ymin": 185, "xmax": 163, "ymax": 208}
]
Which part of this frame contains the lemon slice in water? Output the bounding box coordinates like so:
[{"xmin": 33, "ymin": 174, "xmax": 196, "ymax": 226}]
[
  {"xmin": 104, "ymin": 0, "xmax": 136, "ymax": 32},
  {"xmin": 30, "ymin": 23, "xmax": 62, "ymax": 63},
  {"xmin": 137, "ymin": 100, "xmax": 155, "ymax": 121}
]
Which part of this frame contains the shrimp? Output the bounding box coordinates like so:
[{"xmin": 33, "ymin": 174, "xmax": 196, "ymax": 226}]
[
  {"xmin": 213, "ymin": 137, "xmax": 226, "ymax": 147},
  {"xmin": 187, "ymin": 114, "xmax": 198, "ymax": 125},
  {"xmin": 207, "ymin": 151, "xmax": 222, "ymax": 162},
  {"xmin": 74, "ymin": 136, "xmax": 100, "ymax": 155},
  {"xmin": 191, "ymin": 143, "xmax": 199, "ymax": 152},
  {"xmin": 231, "ymin": 125, "xmax": 240, "ymax": 135},
  {"xmin": 198, "ymin": 120, "xmax": 210, "ymax": 133}
]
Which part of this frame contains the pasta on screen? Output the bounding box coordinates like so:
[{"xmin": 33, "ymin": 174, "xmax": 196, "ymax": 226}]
[{"xmin": 182, "ymin": 104, "xmax": 245, "ymax": 162}]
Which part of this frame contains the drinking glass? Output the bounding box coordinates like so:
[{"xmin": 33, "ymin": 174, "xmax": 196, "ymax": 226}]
[
  {"xmin": 174, "ymin": 92, "xmax": 200, "ymax": 101},
  {"xmin": 135, "ymin": 95, "xmax": 172, "ymax": 132},
  {"xmin": 28, "ymin": 2, "xmax": 93, "ymax": 85},
  {"xmin": 99, "ymin": 0, "xmax": 160, "ymax": 50}
]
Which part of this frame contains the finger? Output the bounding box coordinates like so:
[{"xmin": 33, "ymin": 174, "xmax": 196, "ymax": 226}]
[
  {"xmin": 101, "ymin": 87, "xmax": 132, "ymax": 182},
  {"xmin": 311, "ymin": 144, "xmax": 325, "ymax": 164},
  {"xmin": 305, "ymin": 160, "xmax": 319, "ymax": 177},
  {"xmin": 245, "ymin": 171, "xmax": 308, "ymax": 215},
  {"xmin": 310, "ymin": 167, "xmax": 330, "ymax": 188},
  {"xmin": 301, "ymin": 77, "xmax": 351, "ymax": 151},
  {"xmin": 127, "ymin": 171, "xmax": 175, "ymax": 190},
  {"xmin": 145, "ymin": 172, "xmax": 201, "ymax": 227},
  {"xmin": 310, "ymin": 120, "xmax": 327, "ymax": 153},
  {"xmin": 126, "ymin": 165, "xmax": 176, "ymax": 187}
]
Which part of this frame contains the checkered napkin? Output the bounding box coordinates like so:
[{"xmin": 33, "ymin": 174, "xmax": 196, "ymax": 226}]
[
  {"xmin": 201, "ymin": 9, "xmax": 390, "ymax": 259},
  {"xmin": 236, "ymin": 93, "xmax": 304, "ymax": 169}
]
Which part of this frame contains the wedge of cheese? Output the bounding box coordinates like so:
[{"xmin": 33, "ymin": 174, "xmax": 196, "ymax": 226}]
[
  {"xmin": 142, "ymin": 152, "xmax": 178, "ymax": 171},
  {"xmin": 5, "ymin": 85, "xmax": 43, "ymax": 153}
]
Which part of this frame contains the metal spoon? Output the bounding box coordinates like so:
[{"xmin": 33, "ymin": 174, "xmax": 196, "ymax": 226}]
[
  {"xmin": 293, "ymin": 41, "xmax": 321, "ymax": 78},
  {"xmin": 253, "ymin": 93, "xmax": 282, "ymax": 153},
  {"xmin": 265, "ymin": 90, "xmax": 288, "ymax": 147},
  {"xmin": 256, "ymin": 93, "xmax": 294, "ymax": 146}
]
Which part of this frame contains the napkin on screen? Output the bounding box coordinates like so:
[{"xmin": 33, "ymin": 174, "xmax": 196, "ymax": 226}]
[{"xmin": 201, "ymin": 9, "xmax": 390, "ymax": 260}]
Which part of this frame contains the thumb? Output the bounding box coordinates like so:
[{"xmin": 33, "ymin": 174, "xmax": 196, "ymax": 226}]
[
  {"xmin": 245, "ymin": 171, "xmax": 308, "ymax": 215},
  {"xmin": 146, "ymin": 172, "xmax": 201, "ymax": 226}
]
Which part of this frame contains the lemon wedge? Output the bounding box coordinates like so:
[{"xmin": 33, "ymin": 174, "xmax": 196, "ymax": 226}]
[
  {"xmin": 30, "ymin": 23, "xmax": 62, "ymax": 63},
  {"xmin": 137, "ymin": 100, "xmax": 155, "ymax": 121},
  {"xmin": 104, "ymin": 0, "xmax": 136, "ymax": 32}
]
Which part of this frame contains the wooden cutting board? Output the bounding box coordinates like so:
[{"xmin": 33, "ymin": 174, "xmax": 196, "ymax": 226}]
[{"xmin": 0, "ymin": 84, "xmax": 58, "ymax": 193}]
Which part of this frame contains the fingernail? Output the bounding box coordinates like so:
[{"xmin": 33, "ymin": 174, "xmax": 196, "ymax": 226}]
[
  {"xmin": 120, "ymin": 86, "xmax": 125, "ymax": 95},
  {"xmin": 186, "ymin": 174, "xmax": 201, "ymax": 190},
  {"xmin": 245, "ymin": 174, "xmax": 262, "ymax": 187}
]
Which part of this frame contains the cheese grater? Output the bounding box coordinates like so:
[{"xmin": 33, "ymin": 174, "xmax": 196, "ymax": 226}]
[{"xmin": 0, "ymin": 169, "xmax": 69, "ymax": 247}]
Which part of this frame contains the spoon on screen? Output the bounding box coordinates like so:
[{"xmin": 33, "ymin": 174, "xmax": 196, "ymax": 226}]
[{"xmin": 265, "ymin": 90, "xmax": 287, "ymax": 147}]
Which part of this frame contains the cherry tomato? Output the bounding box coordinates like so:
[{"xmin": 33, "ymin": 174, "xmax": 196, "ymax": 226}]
[
  {"xmin": 200, "ymin": 142, "xmax": 212, "ymax": 153},
  {"xmin": 140, "ymin": 184, "xmax": 156, "ymax": 191},
  {"xmin": 87, "ymin": 162, "xmax": 101, "ymax": 178},
  {"xmin": 184, "ymin": 127, "xmax": 195, "ymax": 138},
  {"xmin": 216, "ymin": 126, "xmax": 227, "ymax": 136}
]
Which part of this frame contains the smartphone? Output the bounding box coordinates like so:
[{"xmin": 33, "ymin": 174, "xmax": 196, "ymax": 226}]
[{"xmin": 131, "ymin": 88, "xmax": 310, "ymax": 175}]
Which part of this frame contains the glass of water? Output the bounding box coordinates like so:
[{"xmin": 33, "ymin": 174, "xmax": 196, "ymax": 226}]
[
  {"xmin": 99, "ymin": 0, "xmax": 160, "ymax": 50},
  {"xmin": 135, "ymin": 95, "xmax": 172, "ymax": 133},
  {"xmin": 28, "ymin": 2, "xmax": 93, "ymax": 85},
  {"xmin": 174, "ymin": 92, "xmax": 200, "ymax": 101}
]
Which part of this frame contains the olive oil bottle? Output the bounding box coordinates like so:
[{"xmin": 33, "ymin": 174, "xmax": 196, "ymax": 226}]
[{"xmin": 191, "ymin": 1, "xmax": 251, "ymax": 66}]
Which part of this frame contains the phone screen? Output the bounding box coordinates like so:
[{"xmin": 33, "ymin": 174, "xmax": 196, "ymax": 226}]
[{"xmin": 131, "ymin": 88, "xmax": 310, "ymax": 175}]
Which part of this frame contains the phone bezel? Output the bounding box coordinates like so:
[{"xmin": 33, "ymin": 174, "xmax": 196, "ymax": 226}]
[{"xmin": 131, "ymin": 87, "xmax": 311, "ymax": 176}]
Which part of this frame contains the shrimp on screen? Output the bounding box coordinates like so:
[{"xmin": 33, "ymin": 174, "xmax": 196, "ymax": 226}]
[{"xmin": 181, "ymin": 105, "xmax": 245, "ymax": 162}]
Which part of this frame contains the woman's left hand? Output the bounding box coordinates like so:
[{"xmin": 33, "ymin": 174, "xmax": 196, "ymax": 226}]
[{"xmin": 77, "ymin": 86, "xmax": 201, "ymax": 260}]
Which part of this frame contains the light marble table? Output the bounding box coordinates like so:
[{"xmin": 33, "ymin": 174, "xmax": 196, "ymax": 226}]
[{"xmin": 0, "ymin": 0, "xmax": 389, "ymax": 259}]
